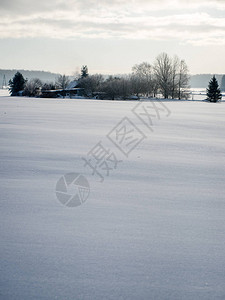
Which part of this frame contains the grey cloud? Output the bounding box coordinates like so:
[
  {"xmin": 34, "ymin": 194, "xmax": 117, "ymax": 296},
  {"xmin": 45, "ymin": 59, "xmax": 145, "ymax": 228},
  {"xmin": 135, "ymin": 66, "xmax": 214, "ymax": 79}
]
[
  {"xmin": 0, "ymin": 0, "xmax": 66, "ymax": 15},
  {"xmin": 4, "ymin": 12, "xmax": 225, "ymax": 38},
  {"xmin": 1, "ymin": 0, "xmax": 224, "ymax": 17},
  {"xmin": 1, "ymin": 0, "xmax": 225, "ymax": 45}
]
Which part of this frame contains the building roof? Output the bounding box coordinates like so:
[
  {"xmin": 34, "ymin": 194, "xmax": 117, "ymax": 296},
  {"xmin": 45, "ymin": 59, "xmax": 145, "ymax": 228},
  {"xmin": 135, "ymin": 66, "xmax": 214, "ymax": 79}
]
[{"xmin": 66, "ymin": 80, "xmax": 78, "ymax": 90}]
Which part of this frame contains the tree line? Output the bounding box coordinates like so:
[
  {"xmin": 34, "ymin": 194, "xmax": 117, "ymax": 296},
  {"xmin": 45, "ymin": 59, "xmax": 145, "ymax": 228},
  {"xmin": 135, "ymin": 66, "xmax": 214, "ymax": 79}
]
[
  {"xmin": 8, "ymin": 53, "xmax": 190, "ymax": 100},
  {"xmin": 77, "ymin": 53, "xmax": 190, "ymax": 100},
  {"xmin": 8, "ymin": 52, "xmax": 222, "ymax": 102}
]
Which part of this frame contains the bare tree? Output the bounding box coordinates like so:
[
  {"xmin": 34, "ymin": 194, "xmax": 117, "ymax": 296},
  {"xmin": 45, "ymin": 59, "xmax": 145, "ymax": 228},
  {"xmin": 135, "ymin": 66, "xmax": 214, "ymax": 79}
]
[
  {"xmin": 117, "ymin": 76, "xmax": 132, "ymax": 100},
  {"xmin": 130, "ymin": 74, "xmax": 144, "ymax": 98},
  {"xmin": 72, "ymin": 67, "xmax": 80, "ymax": 81},
  {"xmin": 24, "ymin": 78, "xmax": 42, "ymax": 97},
  {"xmin": 102, "ymin": 76, "xmax": 121, "ymax": 100},
  {"xmin": 151, "ymin": 75, "xmax": 159, "ymax": 98},
  {"xmin": 132, "ymin": 62, "xmax": 153, "ymax": 97},
  {"xmin": 177, "ymin": 60, "xmax": 189, "ymax": 100},
  {"xmin": 78, "ymin": 74, "xmax": 103, "ymax": 97},
  {"xmin": 153, "ymin": 53, "xmax": 189, "ymax": 99},
  {"xmin": 170, "ymin": 55, "xmax": 179, "ymax": 99},
  {"xmin": 153, "ymin": 53, "xmax": 172, "ymax": 99},
  {"xmin": 42, "ymin": 82, "xmax": 56, "ymax": 91},
  {"xmin": 55, "ymin": 74, "xmax": 70, "ymax": 90}
]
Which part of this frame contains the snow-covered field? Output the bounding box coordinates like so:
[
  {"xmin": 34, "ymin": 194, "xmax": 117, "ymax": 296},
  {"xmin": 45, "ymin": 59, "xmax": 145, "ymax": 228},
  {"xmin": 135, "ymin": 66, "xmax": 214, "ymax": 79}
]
[{"xmin": 1, "ymin": 91, "xmax": 225, "ymax": 300}]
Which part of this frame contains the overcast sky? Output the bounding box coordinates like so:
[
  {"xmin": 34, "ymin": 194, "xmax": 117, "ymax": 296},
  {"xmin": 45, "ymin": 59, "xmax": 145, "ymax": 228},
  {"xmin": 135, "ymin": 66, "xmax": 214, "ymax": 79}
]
[{"xmin": 0, "ymin": 0, "xmax": 225, "ymax": 75}]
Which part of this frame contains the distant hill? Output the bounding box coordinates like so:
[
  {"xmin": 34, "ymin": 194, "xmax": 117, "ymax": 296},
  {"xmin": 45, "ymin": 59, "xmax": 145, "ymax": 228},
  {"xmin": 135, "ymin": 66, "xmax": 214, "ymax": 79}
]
[
  {"xmin": 190, "ymin": 74, "xmax": 224, "ymax": 88},
  {"xmin": 0, "ymin": 69, "xmax": 61, "ymax": 86}
]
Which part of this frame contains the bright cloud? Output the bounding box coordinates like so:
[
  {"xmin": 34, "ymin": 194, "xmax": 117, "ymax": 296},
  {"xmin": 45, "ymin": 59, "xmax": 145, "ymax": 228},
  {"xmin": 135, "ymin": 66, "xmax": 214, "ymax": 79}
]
[{"xmin": 1, "ymin": 0, "xmax": 225, "ymax": 45}]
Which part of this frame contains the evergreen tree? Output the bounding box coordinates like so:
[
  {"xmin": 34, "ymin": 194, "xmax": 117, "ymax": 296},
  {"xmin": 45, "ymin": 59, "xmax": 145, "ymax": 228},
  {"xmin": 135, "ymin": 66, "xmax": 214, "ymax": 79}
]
[
  {"xmin": 206, "ymin": 75, "xmax": 222, "ymax": 102},
  {"xmin": 8, "ymin": 72, "xmax": 26, "ymax": 96},
  {"xmin": 81, "ymin": 65, "xmax": 89, "ymax": 78}
]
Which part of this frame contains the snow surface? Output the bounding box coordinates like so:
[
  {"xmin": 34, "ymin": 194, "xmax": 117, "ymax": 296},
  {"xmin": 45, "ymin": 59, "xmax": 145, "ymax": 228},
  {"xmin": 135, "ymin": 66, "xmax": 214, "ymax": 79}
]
[{"xmin": 0, "ymin": 92, "xmax": 225, "ymax": 300}]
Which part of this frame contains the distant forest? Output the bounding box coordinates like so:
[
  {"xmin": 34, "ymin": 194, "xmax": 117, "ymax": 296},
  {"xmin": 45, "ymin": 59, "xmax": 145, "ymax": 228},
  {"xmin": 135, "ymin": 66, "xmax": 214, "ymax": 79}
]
[{"xmin": 0, "ymin": 69, "xmax": 224, "ymax": 89}]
